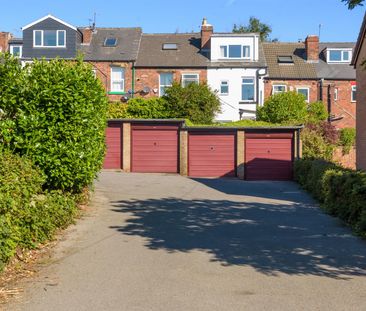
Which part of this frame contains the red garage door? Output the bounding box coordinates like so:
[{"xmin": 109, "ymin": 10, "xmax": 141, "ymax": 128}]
[
  {"xmin": 189, "ymin": 131, "xmax": 236, "ymax": 177},
  {"xmin": 103, "ymin": 122, "xmax": 122, "ymax": 169},
  {"xmin": 245, "ymin": 133, "xmax": 293, "ymax": 180},
  {"xmin": 131, "ymin": 124, "xmax": 178, "ymax": 173}
]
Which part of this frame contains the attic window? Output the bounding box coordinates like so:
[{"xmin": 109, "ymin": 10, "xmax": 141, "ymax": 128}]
[
  {"xmin": 162, "ymin": 43, "xmax": 177, "ymax": 50},
  {"xmin": 104, "ymin": 38, "xmax": 117, "ymax": 47},
  {"xmin": 278, "ymin": 56, "xmax": 294, "ymax": 64}
]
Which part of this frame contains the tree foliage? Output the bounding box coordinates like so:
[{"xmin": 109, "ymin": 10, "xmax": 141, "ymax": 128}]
[
  {"xmin": 233, "ymin": 17, "xmax": 272, "ymax": 41},
  {"xmin": 342, "ymin": 0, "xmax": 363, "ymax": 9},
  {"xmin": 0, "ymin": 54, "xmax": 108, "ymax": 192}
]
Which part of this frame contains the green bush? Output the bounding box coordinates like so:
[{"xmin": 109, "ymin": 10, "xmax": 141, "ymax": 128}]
[
  {"xmin": 301, "ymin": 127, "xmax": 335, "ymax": 161},
  {"xmin": 0, "ymin": 56, "xmax": 108, "ymax": 192},
  {"xmin": 339, "ymin": 127, "xmax": 356, "ymax": 154},
  {"xmin": 257, "ymin": 92, "xmax": 308, "ymax": 124},
  {"xmin": 125, "ymin": 97, "xmax": 171, "ymax": 119},
  {"xmin": 294, "ymin": 159, "xmax": 366, "ymax": 236},
  {"xmin": 107, "ymin": 102, "xmax": 131, "ymax": 119},
  {"xmin": 0, "ymin": 150, "xmax": 78, "ymax": 270},
  {"xmin": 163, "ymin": 82, "xmax": 221, "ymax": 124},
  {"xmin": 307, "ymin": 101, "xmax": 328, "ymax": 123}
]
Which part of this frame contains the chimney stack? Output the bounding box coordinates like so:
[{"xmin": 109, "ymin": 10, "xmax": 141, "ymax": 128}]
[
  {"xmin": 305, "ymin": 35, "xmax": 319, "ymax": 62},
  {"xmin": 0, "ymin": 32, "xmax": 11, "ymax": 53},
  {"xmin": 80, "ymin": 27, "xmax": 93, "ymax": 45},
  {"xmin": 201, "ymin": 18, "xmax": 213, "ymax": 50}
]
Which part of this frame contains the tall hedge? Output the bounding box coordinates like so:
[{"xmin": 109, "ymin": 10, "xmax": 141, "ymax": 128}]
[{"xmin": 0, "ymin": 55, "xmax": 108, "ymax": 192}]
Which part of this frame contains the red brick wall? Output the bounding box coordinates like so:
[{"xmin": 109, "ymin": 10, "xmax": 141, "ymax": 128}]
[
  {"xmin": 88, "ymin": 61, "xmax": 133, "ymax": 102},
  {"xmin": 0, "ymin": 32, "xmax": 10, "ymax": 53},
  {"xmin": 134, "ymin": 68, "xmax": 207, "ymax": 98},
  {"xmin": 333, "ymin": 147, "xmax": 356, "ymax": 170},
  {"xmin": 356, "ymin": 35, "xmax": 366, "ymax": 170}
]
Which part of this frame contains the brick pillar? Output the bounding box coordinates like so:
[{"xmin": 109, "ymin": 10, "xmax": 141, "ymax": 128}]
[
  {"xmin": 237, "ymin": 130, "xmax": 245, "ymax": 179},
  {"xmin": 122, "ymin": 122, "xmax": 131, "ymax": 172},
  {"xmin": 180, "ymin": 130, "xmax": 188, "ymax": 176}
]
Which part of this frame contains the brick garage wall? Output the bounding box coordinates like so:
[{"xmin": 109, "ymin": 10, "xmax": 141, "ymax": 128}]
[
  {"xmin": 264, "ymin": 79, "xmax": 318, "ymax": 103},
  {"xmin": 333, "ymin": 147, "xmax": 356, "ymax": 169},
  {"xmin": 134, "ymin": 68, "xmax": 207, "ymax": 98},
  {"xmin": 320, "ymin": 80, "xmax": 356, "ymax": 129},
  {"xmin": 88, "ymin": 61, "xmax": 133, "ymax": 102}
]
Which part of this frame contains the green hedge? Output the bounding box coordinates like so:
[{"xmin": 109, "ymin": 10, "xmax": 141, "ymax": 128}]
[
  {"xmin": 0, "ymin": 150, "xmax": 78, "ymax": 270},
  {"xmin": 339, "ymin": 127, "xmax": 356, "ymax": 154},
  {"xmin": 294, "ymin": 159, "xmax": 366, "ymax": 236}
]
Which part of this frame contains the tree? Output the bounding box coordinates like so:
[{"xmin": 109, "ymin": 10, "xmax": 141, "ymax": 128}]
[
  {"xmin": 342, "ymin": 0, "xmax": 363, "ymax": 9},
  {"xmin": 233, "ymin": 17, "xmax": 272, "ymax": 41}
]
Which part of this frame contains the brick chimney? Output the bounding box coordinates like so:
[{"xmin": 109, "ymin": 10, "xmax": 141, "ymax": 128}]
[
  {"xmin": 80, "ymin": 27, "xmax": 93, "ymax": 45},
  {"xmin": 305, "ymin": 35, "xmax": 319, "ymax": 62},
  {"xmin": 0, "ymin": 32, "xmax": 11, "ymax": 53},
  {"xmin": 201, "ymin": 18, "xmax": 213, "ymax": 50}
]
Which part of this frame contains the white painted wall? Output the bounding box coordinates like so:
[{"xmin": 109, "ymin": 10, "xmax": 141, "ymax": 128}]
[
  {"xmin": 210, "ymin": 35, "xmax": 259, "ymax": 62},
  {"xmin": 207, "ymin": 67, "xmax": 264, "ymax": 121}
]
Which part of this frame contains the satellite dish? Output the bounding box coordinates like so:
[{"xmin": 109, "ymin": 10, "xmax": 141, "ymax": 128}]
[
  {"xmin": 142, "ymin": 86, "xmax": 151, "ymax": 94},
  {"xmin": 128, "ymin": 89, "xmax": 133, "ymax": 94}
]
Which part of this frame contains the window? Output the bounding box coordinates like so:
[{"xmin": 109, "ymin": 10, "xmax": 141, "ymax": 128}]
[
  {"xmin": 241, "ymin": 78, "xmax": 255, "ymax": 101},
  {"xmin": 327, "ymin": 49, "xmax": 352, "ymax": 63},
  {"xmin": 162, "ymin": 43, "xmax": 177, "ymax": 50},
  {"xmin": 181, "ymin": 73, "xmax": 199, "ymax": 87},
  {"xmin": 104, "ymin": 38, "xmax": 117, "ymax": 47},
  {"xmin": 33, "ymin": 30, "xmax": 66, "ymax": 47},
  {"xmin": 297, "ymin": 87, "xmax": 310, "ymax": 103},
  {"xmin": 334, "ymin": 88, "xmax": 338, "ymax": 101},
  {"xmin": 159, "ymin": 72, "xmax": 173, "ymax": 96},
  {"xmin": 272, "ymin": 85, "xmax": 287, "ymax": 95},
  {"xmin": 278, "ymin": 56, "xmax": 294, "ymax": 64},
  {"xmin": 220, "ymin": 45, "xmax": 251, "ymax": 59},
  {"xmin": 352, "ymin": 85, "xmax": 356, "ymax": 102},
  {"xmin": 220, "ymin": 81, "xmax": 229, "ymax": 95},
  {"xmin": 110, "ymin": 67, "xmax": 125, "ymax": 93},
  {"xmin": 10, "ymin": 45, "xmax": 22, "ymax": 57}
]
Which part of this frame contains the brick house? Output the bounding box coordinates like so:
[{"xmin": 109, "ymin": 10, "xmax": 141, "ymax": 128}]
[
  {"xmin": 134, "ymin": 33, "xmax": 208, "ymax": 98},
  {"xmin": 352, "ymin": 12, "xmax": 366, "ymax": 170},
  {"xmin": 0, "ymin": 32, "xmax": 12, "ymax": 53},
  {"xmin": 263, "ymin": 36, "xmax": 356, "ymax": 129}
]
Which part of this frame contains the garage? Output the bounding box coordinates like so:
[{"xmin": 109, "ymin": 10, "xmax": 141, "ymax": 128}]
[
  {"xmin": 103, "ymin": 121, "xmax": 122, "ymax": 169},
  {"xmin": 245, "ymin": 132, "xmax": 294, "ymax": 180},
  {"xmin": 188, "ymin": 131, "xmax": 236, "ymax": 177},
  {"xmin": 131, "ymin": 123, "xmax": 179, "ymax": 173}
]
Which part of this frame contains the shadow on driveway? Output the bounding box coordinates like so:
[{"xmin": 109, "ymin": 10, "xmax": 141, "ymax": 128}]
[{"xmin": 110, "ymin": 195, "xmax": 366, "ymax": 279}]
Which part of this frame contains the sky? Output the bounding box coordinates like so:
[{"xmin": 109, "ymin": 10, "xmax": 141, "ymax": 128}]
[{"xmin": 1, "ymin": 0, "xmax": 365, "ymax": 42}]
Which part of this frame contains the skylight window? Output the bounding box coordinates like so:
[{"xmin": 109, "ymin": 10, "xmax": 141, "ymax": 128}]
[
  {"xmin": 278, "ymin": 56, "xmax": 294, "ymax": 64},
  {"xmin": 162, "ymin": 43, "xmax": 177, "ymax": 50},
  {"xmin": 104, "ymin": 38, "xmax": 117, "ymax": 47}
]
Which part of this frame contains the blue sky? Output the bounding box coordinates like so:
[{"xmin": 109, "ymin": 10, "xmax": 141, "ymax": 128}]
[{"xmin": 1, "ymin": 0, "xmax": 365, "ymax": 42}]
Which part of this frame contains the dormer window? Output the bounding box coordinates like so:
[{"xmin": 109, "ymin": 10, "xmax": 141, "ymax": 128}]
[
  {"xmin": 220, "ymin": 44, "xmax": 251, "ymax": 59},
  {"xmin": 104, "ymin": 38, "xmax": 117, "ymax": 47},
  {"xmin": 33, "ymin": 30, "xmax": 66, "ymax": 47},
  {"xmin": 327, "ymin": 49, "xmax": 352, "ymax": 63},
  {"xmin": 278, "ymin": 56, "xmax": 294, "ymax": 64},
  {"xmin": 162, "ymin": 43, "xmax": 177, "ymax": 50}
]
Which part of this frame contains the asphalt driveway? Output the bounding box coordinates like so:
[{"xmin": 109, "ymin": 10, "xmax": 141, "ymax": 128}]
[{"xmin": 7, "ymin": 172, "xmax": 366, "ymax": 311}]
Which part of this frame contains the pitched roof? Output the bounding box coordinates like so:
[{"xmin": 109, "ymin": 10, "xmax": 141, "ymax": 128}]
[
  {"xmin": 80, "ymin": 27, "xmax": 142, "ymax": 61},
  {"xmin": 135, "ymin": 33, "xmax": 208, "ymax": 67},
  {"xmin": 315, "ymin": 43, "xmax": 356, "ymax": 80},
  {"xmin": 352, "ymin": 12, "xmax": 366, "ymax": 67},
  {"xmin": 22, "ymin": 14, "xmax": 77, "ymax": 31},
  {"xmin": 262, "ymin": 42, "xmax": 318, "ymax": 79}
]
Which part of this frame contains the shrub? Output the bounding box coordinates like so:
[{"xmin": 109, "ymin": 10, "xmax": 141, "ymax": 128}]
[
  {"xmin": 307, "ymin": 101, "xmax": 328, "ymax": 123},
  {"xmin": 107, "ymin": 102, "xmax": 131, "ymax": 119},
  {"xmin": 339, "ymin": 127, "xmax": 356, "ymax": 154},
  {"xmin": 301, "ymin": 127, "xmax": 335, "ymax": 161},
  {"xmin": 0, "ymin": 57, "xmax": 108, "ymax": 192},
  {"xmin": 0, "ymin": 150, "xmax": 78, "ymax": 270},
  {"xmin": 257, "ymin": 92, "xmax": 307, "ymax": 124},
  {"xmin": 163, "ymin": 82, "xmax": 221, "ymax": 124},
  {"xmin": 125, "ymin": 97, "xmax": 171, "ymax": 119},
  {"xmin": 294, "ymin": 159, "xmax": 366, "ymax": 236}
]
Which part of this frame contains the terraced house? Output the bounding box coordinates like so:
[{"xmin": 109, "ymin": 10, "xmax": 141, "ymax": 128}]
[{"xmin": 2, "ymin": 15, "xmax": 357, "ymax": 128}]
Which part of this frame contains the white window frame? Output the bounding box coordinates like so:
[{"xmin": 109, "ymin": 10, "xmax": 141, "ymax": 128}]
[
  {"xmin": 219, "ymin": 44, "xmax": 251, "ymax": 59},
  {"xmin": 334, "ymin": 88, "xmax": 338, "ymax": 101},
  {"xmin": 220, "ymin": 80, "xmax": 229, "ymax": 95},
  {"xmin": 10, "ymin": 45, "xmax": 22, "ymax": 58},
  {"xmin": 110, "ymin": 67, "xmax": 125, "ymax": 93},
  {"xmin": 159, "ymin": 72, "xmax": 173, "ymax": 97},
  {"xmin": 241, "ymin": 77, "xmax": 256, "ymax": 102},
  {"xmin": 327, "ymin": 48, "xmax": 352, "ymax": 63},
  {"xmin": 351, "ymin": 85, "xmax": 356, "ymax": 102},
  {"xmin": 33, "ymin": 30, "xmax": 66, "ymax": 48},
  {"xmin": 272, "ymin": 84, "xmax": 287, "ymax": 95},
  {"xmin": 181, "ymin": 73, "xmax": 199, "ymax": 87},
  {"xmin": 296, "ymin": 87, "xmax": 310, "ymax": 103}
]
